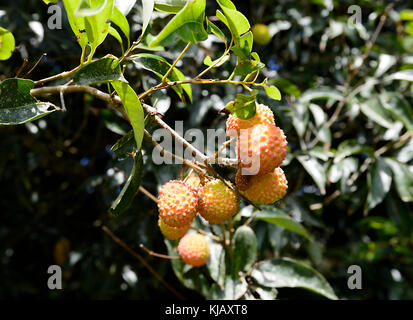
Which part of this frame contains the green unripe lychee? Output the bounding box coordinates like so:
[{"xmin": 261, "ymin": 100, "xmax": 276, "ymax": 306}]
[{"xmin": 252, "ymin": 24, "xmax": 271, "ymax": 46}]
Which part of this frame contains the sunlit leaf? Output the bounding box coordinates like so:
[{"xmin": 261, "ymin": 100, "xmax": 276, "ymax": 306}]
[
  {"xmin": 74, "ymin": 55, "xmax": 126, "ymax": 85},
  {"xmin": 150, "ymin": 0, "xmax": 208, "ymax": 47},
  {"xmin": 0, "ymin": 78, "xmax": 58, "ymax": 125},
  {"xmin": 0, "ymin": 27, "xmax": 15, "ymax": 60},
  {"xmin": 297, "ymin": 154, "xmax": 326, "ymax": 194}
]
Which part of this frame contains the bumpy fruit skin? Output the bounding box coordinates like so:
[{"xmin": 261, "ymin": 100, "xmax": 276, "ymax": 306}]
[
  {"xmin": 178, "ymin": 233, "xmax": 210, "ymax": 267},
  {"xmin": 237, "ymin": 123, "xmax": 287, "ymax": 175},
  {"xmin": 226, "ymin": 103, "xmax": 275, "ymax": 136},
  {"xmin": 252, "ymin": 24, "xmax": 271, "ymax": 45},
  {"xmin": 158, "ymin": 180, "xmax": 198, "ymax": 227},
  {"xmin": 158, "ymin": 218, "xmax": 190, "ymax": 240},
  {"xmin": 198, "ymin": 179, "xmax": 240, "ymax": 224},
  {"xmin": 241, "ymin": 168, "xmax": 288, "ymax": 204}
]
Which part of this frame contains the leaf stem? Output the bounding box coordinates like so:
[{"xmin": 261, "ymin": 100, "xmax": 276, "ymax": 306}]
[{"xmin": 162, "ymin": 42, "xmax": 191, "ymax": 83}]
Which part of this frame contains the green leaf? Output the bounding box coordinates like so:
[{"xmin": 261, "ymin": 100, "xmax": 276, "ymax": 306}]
[
  {"xmin": 379, "ymin": 92, "xmax": 413, "ymax": 131},
  {"xmin": 225, "ymin": 94, "xmax": 257, "ymax": 120},
  {"xmin": 366, "ymin": 157, "xmax": 392, "ymax": 211},
  {"xmin": 109, "ymin": 150, "xmax": 143, "ymax": 215},
  {"xmin": 271, "ymin": 78, "xmax": 301, "ymax": 98},
  {"xmin": 208, "ymin": 277, "xmax": 248, "ymax": 300},
  {"xmin": 108, "ymin": 26, "xmax": 124, "ymax": 52},
  {"xmin": 206, "ymin": 19, "xmax": 226, "ymax": 40},
  {"xmin": 291, "ymin": 102, "xmax": 309, "ymax": 137},
  {"xmin": 254, "ymin": 286, "xmax": 278, "ymax": 300},
  {"xmin": 264, "ymin": 85, "xmax": 281, "ymax": 101},
  {"xmin": 111, "ymin": 130, "xmax": 136, "ymax": 160},
  {"xmin": 386, "ymin": 69, "xmax": 413, "ymax": 82},
  {"xmin": 0, "ymin": 78, "xmax": 58, "ymax": 125},
  {"xmin": 384, "ymin": 158, "xmax": 413, "ymax": 202},
  {"xmin": 42, "ymin": 0, "xmax": 59, "ymax": 4},
  {"xmin": 141, "ymin": 0, "xmax": 155, "ymax": 37},
  {"xmin": 334, "ymin": 139, "xmax": 374, "ymax": 163},
  {"xmin": 203, "ymin": 54, "xmax": 229, "ymax": 67},
  {"xmin": 309, "ymin": 103, "xmax": 327, "ymax": 128},
  {"xmin": 359, "ymin": 97, "xmax": 394, "ymax": 129},
  {"xmin": 75, "ymin": 0, "xmax": 108, "ymax": 16},
  {"xmin": 232, "ymin": 226, "xmax": 257, "ymax": 276},
  {"xmin": 62, "ymin": 0, "xmax": 89, "ymax": 49},
  {"xmin": 401, "ymin": 9, "xmax": 413, "ymax": 21},
  {"xmin": 83, "ymin": 0, "xmax": 114, "ymax": 55},
  {"xmin": 299, "ymin": 87, "xmax": 343, "ymax": 102},
  {"xmin": 111, "ymin": 6, "xmax": 130, "ymax": 47},
  {"xmin": 297, "ymin": 154, "xmax": 326, "ymax": 195},
  {"xmin": 216, "ymin": 0, "xmax": 250, "ymax": 46},
  {"xmin": 251, "ymin": 206, "xmax": 311, "ymax": 240},
  {"xmin": 130, "ymin": 53, "xmax": 192, "ymax": 102},
  {"xmin": 150, "ymin": 0, "xmax": 208, "ymax": 47},
  {"xmin": 111, "ymin": 81, "xmax": 145, "ymax": 151},
  {"xmin": 206, "ymin": 240, "xmax": 226, "ymax": 287},
  {"xmin": 154, "ymin": 0, "xmax": 188, "ymax": 13},
  {"xmin": 0, "ymin": 27, "xmax": 15, "ymax": 61},
  {"xmin": 251, "ymin": 258, "xmax": 337, "ymax": 300},
  {"xmin": 74, "ymin": 56, "xmax": 126, "ymax": 85}
]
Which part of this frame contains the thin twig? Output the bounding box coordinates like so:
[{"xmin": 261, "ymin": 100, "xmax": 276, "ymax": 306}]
[
  {"xmin": 101, "ymin": 225, "xmax": 185, "ymax": 300},
  {"xmin": 24, "ymin": 53, "xmax": 47, "ymax": 77},
  {"xmin": 140, "ymin": 244, "xmax": 180, "ymax": 260},
  {"xmin": 139, "ymin": 185, "xmax": 158, "ymax": 203},
  {"xmin": 15, "ymin": 58, "xmax": 28, "ymax": 78},
  {"xmin": 162, "ymin": 43, "xmax": 191, "ymax": 83}
]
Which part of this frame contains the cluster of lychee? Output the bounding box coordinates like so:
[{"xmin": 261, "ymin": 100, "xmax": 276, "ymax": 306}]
[
  {"xmin": 156, "ymin": 104, "xmax": 288, "ymax": 267},
  {"xmin": 228, "ymin": 103, "xmax": 288, "ymax": 204}
]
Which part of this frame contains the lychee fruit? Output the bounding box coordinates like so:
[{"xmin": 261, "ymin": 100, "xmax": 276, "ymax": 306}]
[
  {"xmin": 157, "ymin": 180, "xmax": 198, "ymax": 227},
  {"xmin": 237, "ymin": 123, "xmax": 287, "ymax": 175},
  {"xmin": 198, "ymin": 179, "xmax": 240, "ymax": 224},
  {"xmin": 241, "ymin": 167, "xmax": 288, "ymax": 204},
  {"xmin": 226, "ymin": 103, "xmax": 275, "ymax": 136},
  {"xmin": 252, "ymin": 24, "xmax": 272, "ymax": 46},
  {"xmin": 178, "ymin": 233, "xmax": 210, "ymax": 267},
  {"xmin": 235, "ymin": 167, "xmax": 252, "ymax": 191},
  {"xmin": 158, "ymin": 218, "xmax": 190, "ymax": 240}
]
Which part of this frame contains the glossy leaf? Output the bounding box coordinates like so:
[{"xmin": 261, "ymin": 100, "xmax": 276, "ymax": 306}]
[
  {"xmin": 154, "ymin": 0, "xmax": 188, "ymax": 13},
  {"xmin": 149, "ymin": 0, "xmax": 208, "ymax": 47},
  {"xmin": 251, "ymin": 206, "xmax": 311, "ymax": 240},
  {"xmin": 334, "ymin": 140, "xmax": 374, "ymax": 163},
  {"xmin": 42, "ymin": 0, "xmax": 59, "ymax": 3},
  {"xmin": 206, "ymin": 240, "xmax": 225, "ymax": 287},
  {"xmin": 108, "ymin": 26, "xmax": 124, "ymax": 52},
  {"xmin": 74, "ymin": 56, "xmax": 126, "ymax": 85},
  {"xmin": 386, "ymin": 69, "xmax": 413, "ymax": 82},
  {"xmin": 297, "ymin": 154, "xmax": 326, "ymax": 194},
  {"xmin": 251, "ymin": 258, "xmax": 337, "ymax": 300},
  {"xmin": 366, "ymin": 157, "xmax": 392, "ymax": 211},
  {"xmin": 130, "ymin": 53, "xmax": 192, "ymax": 102},
  {"xmin": 0, "ymin": 78, "xmax": 57, "ymax": 125},
  {"xmin": 232, "ymin": 226, "xmax": 257, "ymax": 276},
  {"xmin": 379, "ymin": 92, "xmax": 413, "ymax": 131},
  {"xmin": 216, "ymin": 0, "xmax": 250, "ymax": 46},
  {"xmin": 141, "ymin": 0, "xmax": 155, "ymax": 37},
  {"xmin": 299, "ymin": 87, "xmax": 342, "ymax": 102},
  {"xmin": 111, "ymin": 81, "xmax": 145, "ymax": 151},
  {"xmin": 109, "ymin": 150, "xmax": 143, "ymax": 216},
  {"xmin": 264, "ymin": 85, "xmax": 281, "ymax": 101},
  {"xmin": 384, "ymin": 158, "xmax": 413, "ymax": 202},
  {"xmin": 359, "ymin": 98, "xmax": 394, "ymax": 129},
  {"xmin": 111, "ymin": 6, "xmax": 130, "ymax": 46},
  {"xmin": 208, "ymin": 277, "xmax": 248, "ymax": 300}
]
